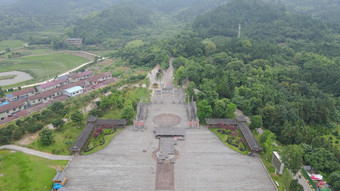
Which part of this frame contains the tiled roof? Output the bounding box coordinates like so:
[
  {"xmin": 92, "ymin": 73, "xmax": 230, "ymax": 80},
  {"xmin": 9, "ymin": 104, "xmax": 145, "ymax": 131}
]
[
  {"xmin": 40, "ymin": 78, "xmax": 67, "ymax": 89},
  {"xmin": 28, "ymin": 88, "xmax": 60, "ymax": 100},
  {"xmin": 238, "ymin": 121, "xmax": 262, "ymax": 151},
  {"xmin": 12, "ymin": 87, "xmax": 36, "ymax": 97},
  {"xmin": 69, "ymin": 71, "xmax": 93, "ymax": 80},
  {"xmin": 70, "ymin": 123, "xmax": 95, "ymax": 152},
  {"xmin": 155, "ymin": 127, "xmax": 185, "ymax": 137},
  {"xmin": 103, "ymin": 78, "xmax": 118, "ymax": 85},
  {"xmin": 60, "ymin": 80, "xmax": 87, "ymax": 90},
  {"xmin": 205, "ymin": 118, "xmax": 238, "ymax": 125},
  {"xmin": 87, "ymin": 72, "xmax": 111, "ymax": 82},
  {"xmin": 0, "ymin": 100, "xmax": 26, "ymax": 113}
]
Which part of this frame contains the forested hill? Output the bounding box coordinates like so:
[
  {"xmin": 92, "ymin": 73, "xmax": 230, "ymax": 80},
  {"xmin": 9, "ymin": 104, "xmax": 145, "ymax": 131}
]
[
  {"xmin": 192, "ymin": 0, "xmax": 340, "ymax": 57},
  {"xmin": 277, "ymin": 0, "xmax": 340, "ymax": 24},
  {"xmin": 65, "ymin": 4, "xmax": 152, "ymax": 45},
  {"xmin": 0, "ymin": 0, "xmax": 119, "ymax": 40}
]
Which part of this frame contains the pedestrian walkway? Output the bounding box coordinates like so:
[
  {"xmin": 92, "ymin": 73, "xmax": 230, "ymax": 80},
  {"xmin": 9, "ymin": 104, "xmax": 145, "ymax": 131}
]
[{"xmin": 0, "ymin": 145, "xmax": 72, "ymax": 160}]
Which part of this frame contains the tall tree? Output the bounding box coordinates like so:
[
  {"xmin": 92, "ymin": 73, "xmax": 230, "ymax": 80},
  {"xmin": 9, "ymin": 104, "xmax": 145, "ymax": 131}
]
[
  {"xmin": 197, "ymin": 100, "xmax": 212, "ymax": 123},
  {"xmin": 39, "ymin": 129, "xmax": 54, "ymax": 146},
  {"xmin": 282, "ymin": 145, "xmax": 304, "ymax": 175}
]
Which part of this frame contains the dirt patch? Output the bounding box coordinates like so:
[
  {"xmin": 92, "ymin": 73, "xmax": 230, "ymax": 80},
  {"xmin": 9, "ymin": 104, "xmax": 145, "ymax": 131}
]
[
  {"xmin": 16, "ymin": 132, "xmax": 39, "ymax": 145},
  {"xmin": 0, "ymin": 173, "xmax": 3, "ymax": 177},
  {"xmin": 153, "ymin": 114, "xmax": 181, "ymax": 127}
]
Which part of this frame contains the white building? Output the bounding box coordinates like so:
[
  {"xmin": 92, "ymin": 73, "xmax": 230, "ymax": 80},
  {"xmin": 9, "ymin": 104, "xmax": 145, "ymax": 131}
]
[{"xmin": 63, "ymin": 86, "xmax": 83, "ymax": 97}]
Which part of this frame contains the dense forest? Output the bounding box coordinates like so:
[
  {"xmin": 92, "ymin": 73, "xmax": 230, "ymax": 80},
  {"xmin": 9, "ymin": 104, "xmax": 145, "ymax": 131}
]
[
  {"xmin": 277, "ymin": 0, "xmax": 340, "ymax": 24},
  {"xmin": 65, "ymin": 4, "xmax": 152, "ymax": 45},
  {"xmin": 116, "ymin": 0, "xmax": 340, "ymax": 183}
]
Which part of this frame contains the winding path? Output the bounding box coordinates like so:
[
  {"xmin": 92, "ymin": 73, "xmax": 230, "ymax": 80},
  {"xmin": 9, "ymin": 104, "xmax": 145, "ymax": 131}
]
[{"xmin": 0, "ymin": 145, "xmax": 72, "ymax": 160}]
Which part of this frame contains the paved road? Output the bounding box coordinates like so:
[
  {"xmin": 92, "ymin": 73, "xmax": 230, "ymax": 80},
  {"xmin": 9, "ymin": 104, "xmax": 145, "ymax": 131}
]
[
  {"xmin": 0, "ymin": 145, "xmax": 72, "ymax": 160},
  {"xmin": 294, "ymin": 172, "xmax": 313, "ymax": 191}
]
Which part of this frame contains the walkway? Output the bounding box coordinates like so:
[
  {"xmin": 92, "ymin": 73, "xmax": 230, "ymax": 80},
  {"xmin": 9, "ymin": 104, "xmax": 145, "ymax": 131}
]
[{"xmin": 0, "ymin": 145, "xmax": 72, "ymax": 160}]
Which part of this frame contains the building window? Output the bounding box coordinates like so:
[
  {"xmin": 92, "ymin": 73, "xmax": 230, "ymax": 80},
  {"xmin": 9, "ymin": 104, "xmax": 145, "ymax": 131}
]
[
  {"xmin": 6, "ymin": 110, "xmax": 9, "ymax": 113},
  {"xmin": 13, "ymin": 108, "xmax": 16, "ymax": 111},
  {"xmin": 44, "ymin": 98, "xmax": 47, "ymax": 100},
  {"xmin": 38, "ymin": 98, "xmax": 41, "ymax": 101},
  {"xmin": 19, "ymin": 106, "xmax": 22, "ymax": 109},
  {"xmin": 33, "ymin": 101, "xmax": 35, "ymax": 103}
]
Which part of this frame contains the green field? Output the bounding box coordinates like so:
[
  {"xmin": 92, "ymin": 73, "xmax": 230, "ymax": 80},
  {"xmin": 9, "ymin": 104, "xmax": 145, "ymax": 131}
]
[
  {"xmin": 0, "ymin": 40, "xmax": 26, "ymax": 51},
  {"xmin": 0, "ymin": 150, "xmax": 68, "ymax": 191},
  {"xmin": 0, "ymin": 53, "xmax": 88, "ymax": 87},
  {"xmin": 126, "ymin": 40, "xmax": 144, "ymax": 48},
  {"xmin": 29, "ymin": 122, "xmax": 84, "ymax": 155}
]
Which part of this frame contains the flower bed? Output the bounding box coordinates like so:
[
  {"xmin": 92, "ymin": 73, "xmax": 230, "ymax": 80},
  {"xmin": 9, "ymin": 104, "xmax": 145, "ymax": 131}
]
[
  {"xmin": 210, "ymin": 126, "xmax": 249, "ymax": 155},
  {"xmin": 83, "ymin": 128, "xmax": 116, "ymax": 153}
]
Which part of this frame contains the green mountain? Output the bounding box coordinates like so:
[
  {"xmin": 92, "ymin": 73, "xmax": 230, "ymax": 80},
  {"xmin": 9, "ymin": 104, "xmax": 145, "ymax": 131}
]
[
  {"xmin": 277, "ymin": 0, "xmax": 340, "ymax": 24},
  {"xmin": 65, "ymin": 4, "xmax": 152, "ymax": 44},
  {"xmin": 192, "ymin": 0, "xmax": 340, "ymax": 57}
]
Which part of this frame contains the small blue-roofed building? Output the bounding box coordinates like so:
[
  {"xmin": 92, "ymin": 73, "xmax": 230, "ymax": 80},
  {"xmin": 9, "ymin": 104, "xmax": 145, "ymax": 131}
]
[
  {"xmin": 62, "ymin": 86, "xmax": 83, "ymax": 97},
  {"xmin": 0, "ymin": 102, "xmax": 9, "ymax": 106},
  {"xmin": 5, "ymin": 93, "xmax": 16, "ymax": 102}
]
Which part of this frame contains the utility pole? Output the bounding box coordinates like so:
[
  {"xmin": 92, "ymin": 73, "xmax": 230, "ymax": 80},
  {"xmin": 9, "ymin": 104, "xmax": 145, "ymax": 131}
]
[{"xmin": 238, "ymin": 24, "xmax": 241, "ymax": 38}]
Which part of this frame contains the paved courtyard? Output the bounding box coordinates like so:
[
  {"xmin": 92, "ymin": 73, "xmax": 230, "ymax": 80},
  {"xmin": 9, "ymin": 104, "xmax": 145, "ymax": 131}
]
[
  {"xmin": 64, "ymin": 60, "xmax": 275, "ymax": 191},
  {"xmin": 175, "ymin": 128, "xmax": 275, "ymax": 191}
]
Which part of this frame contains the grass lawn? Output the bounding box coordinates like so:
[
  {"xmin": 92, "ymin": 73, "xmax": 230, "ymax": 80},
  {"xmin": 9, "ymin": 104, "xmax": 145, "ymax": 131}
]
[
  {"xmin": 126, "ymin": 87, "xmax": 150, "ymax": 102},
  {"xmin": 209, "ymin": 128, "xmax": 250, "ymax": 155},
  {"xmin": 0, "ymin": 53, "xmax": 88, "ymax": 87},
  {"xmin": 0, "ymin": 150, "xmax": 68, "ymax": 191},
  {"xmin": 0, "ymin": 40, "xmax": 25, "ymax": 51},
  {"xmin": 101, "ymin": 108, "xmax": 121, "ymax": 119},
  {"xmin": 28, "ymin": 122, "xmax": 84, "ymax": 155},
  {"xmin": 126, "ymin": 40, "xmax": 144, "ymax": 48},
  {"xmin": 82, "ymin": 128, "xmax": 122, "ymax": 155},
  {"xmin": 0, "ymin": 75, "xmax": 16, "ymax": 80}
]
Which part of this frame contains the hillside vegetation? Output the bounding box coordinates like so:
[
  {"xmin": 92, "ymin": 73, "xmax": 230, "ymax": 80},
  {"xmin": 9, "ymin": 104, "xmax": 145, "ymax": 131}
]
[{"xmin": 117, "ymin": 0, "xmax": 340, "ymax": 180}]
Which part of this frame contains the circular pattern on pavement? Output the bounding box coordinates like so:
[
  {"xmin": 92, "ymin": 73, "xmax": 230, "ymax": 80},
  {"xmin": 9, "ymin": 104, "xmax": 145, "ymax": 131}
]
[{"xmin": 153, "ymin": 113, "xmax": 181, "ymax": 127}]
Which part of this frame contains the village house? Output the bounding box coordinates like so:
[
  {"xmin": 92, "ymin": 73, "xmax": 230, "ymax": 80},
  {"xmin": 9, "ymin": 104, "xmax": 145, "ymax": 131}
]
[
  {"xmin": 87, "ymin": 72, "xmax": 112, "ymax": 85},
  {"xmin": 65, "ymin": 38, "xmax": 83, "ymax": 46},
  {"xmin": 63, "ymin": 86, "xmax": 83, "ymax": 97},
  {"xmin": 38, "ymin": 78, "xmax": 68, "ymax": 92},
  {"xmin": 0, "ymin": 100, "xmax": 27, "ymax": 121},
  {"xmin": 69, "ymin": 71, "xmax": 94, "ymax": 82},
  {"xmin": 28, "ymin": 88, "xmax": 62, "ymax": 106},
  {"xmin": 5, "ymin": 87, "xmax": 37, "ymax": 102}
]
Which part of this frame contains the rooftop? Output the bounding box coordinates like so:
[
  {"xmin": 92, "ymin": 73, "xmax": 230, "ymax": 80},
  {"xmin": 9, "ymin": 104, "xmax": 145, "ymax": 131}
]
[
  {"xmin": 205, "ymin": 118, "xmax": 238, "ymax": 125},
  {"xmin": 12, "ymin": 87, "xmax": 36, "ymax": 97},
  {"xmin": 28, "ymin": 88, "xmax": 61, "ymax": 100},
  {"xmin": 87, "ymin": 72, "xmax": 111, "ymax": 82},
  {"xmin": 0, "ymin": 100, "xmax": 26, "ymax": 113},
  {"xmin": 70, "ymin": 123, "xmax": 95, "ymax": 152},
  {"xmin": 63, "ymin": 86, "xmax": 83, "ymax": 94},
  {"xmin": 155, "ymin": 127, "xmax": 185, "ymax": 137},
  {"xmin": 69, "ymin": 71, "xmax": 93, "ymax": 80},
  {"xmin": 40, "ymin": 78, "xmax": 68, "ymax": 89},
  {"xmin": 60, "ymin": 80, "xmax": 87, "ymax": 91},
  {"xmin": 238, "ymin": 121, "xmax": 262, "ymax": 152}
]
